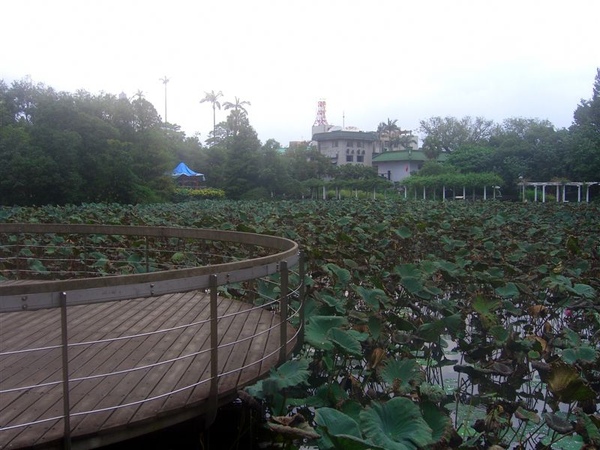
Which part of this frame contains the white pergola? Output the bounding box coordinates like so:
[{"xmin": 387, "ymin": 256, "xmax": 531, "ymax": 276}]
[
  {"xmin": 518, "ymin": 181, "xmax": 599, "ymax": 202},
  {"xmin": 400, "ymin": 185, "xmax": 503, "ymax": 201}
]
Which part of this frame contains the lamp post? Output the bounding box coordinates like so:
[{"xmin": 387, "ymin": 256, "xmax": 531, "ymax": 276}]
[{"xmin": 159, "ymin": 76, "xmax": 170, "ymax": 123}]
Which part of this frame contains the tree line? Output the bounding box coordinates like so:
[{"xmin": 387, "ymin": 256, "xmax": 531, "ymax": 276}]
[
  {"xmin": 0, "ymin": 69, "xmax": 598, "ymax": 205},
  {"xmin": 418, "ymin": 69, "xmax": 600, "ymax": 194}
]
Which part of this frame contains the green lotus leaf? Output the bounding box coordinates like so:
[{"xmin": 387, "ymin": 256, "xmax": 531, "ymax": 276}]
[
  {"xmin": 305, "ymin": 316, "xmax": 348, "ymax": 351},
  {"xmin": 489, "ymin": 325, "xmax": 509, "ymax": 343},
  {"xmin": 417, "ymin": 319, "xmax": 445, "ymax": 343},
  {"xmin": 395, "ymin": 263, "xmax": 422, "ymax": 278},
  {"xmin": 395, "ymin": 226, "xmax": 412, "ymax": 239},
  {"xmin": 380, "ymin": 358, "xmax": 425, "ymax": 392},
  {"xmin": 418, "ymin": 383, "xmax": 447, "ymax": 403},
  {"xmin": 401, "ymin": 277, "xmax": 425, "ymax": 296},
  {"xmin": 571, "ymin": 283, "xmax": 596, "ymax": 299},
  {"xmin": 495, "ymin": 282, "xmax": 520, "ymax": 298},
  {"xmin": 421, "ymin": 401, "xmax": 453, "ymax": 445},
  {"xmin": 323, "ymin": 263, "xmax": 352, "ymax": 289},
  {"xmin": 314, "ymin": 407, "xmax": 366, "ymax": 450},
  {"xmin": 329, "ymin": 434, "xmax": 385, "ymax": 450},
  {"xmin": 329, "ymin": 328, "xmax": 363, "ymax": 357},
  {"xmin": 443, "ymin": 313, "xmax": 464, "ymax": 334},
  {"xmin": 317, "ymin": 292, "xmax": 347, "ymax": 314},
  {"xmin": 576, "ymin": 410, "xmax": 600, "ymax": 446},
  {"xmin": 360, "ymin": 397, "xmax": 433, "ymax": 450},
  {"xmin": 562, "ymin": 346, "xmax": 597, "ymax": 364},
  {"xmin": 306, "ymin": 383, "xmax": 349, "ymax": 408},
  {"xmin": 368, "ymin": 315, "xmax": 382, "ymax": 340},
  {"xmin": 28, "ymin": 258, "xmax": 47, "ymax": 273},
  {"xmin": 269, "ymin": 359, "xmax": 310, "ymax": 389},
  {"xmin": 354, "ymin": 285, "xmax": 389, "ymax": 311},
  {"xmin": 435, "ymin": 260, "xmax": 460, "ymax": 276}
]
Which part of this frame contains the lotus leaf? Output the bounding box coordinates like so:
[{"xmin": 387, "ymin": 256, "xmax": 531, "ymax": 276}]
[
  {"xmin": 495, "ymin": 282, "xmax": 520, "ymax": 298},
  {"xmin": 395, "ymin": 226, "xmax": 412, "ymax": 239},
  {"xmin": 380, "ymin": 358, "xmax": 425, "ymax": 393},
  {"xmin": 329, "ymin": 328, "xmax": 363, "ymax": 357},
  {"xmin": 514, "ymin": 406, "xmax": 541, "ymax": 423},
  {"xmin": 576, "ymin": 411, "xmax": 600, "ymax": 446},
  {"xmin": 324, "ymin": 263, "xmax": 351, "ymax": 289},
  {"xmin": 315, "ymin": 407, "xmax": 376, "ymax": 450},
  {"xmin": 359, "ymin": 397, "xmax": 433, "ymax": 450},
  {"xmin": 27, "ymin": 258, "xmax": 47, "ymax": 273},
  {"xmin": 561, "ymin": 347, "xmax": 597, "ymax": 364},
  {"xmin": 421, "ymin": 401, "xmax": 453, "ymax": 444},
  {"xmin": 543, "ymin": 412, "xmax": 574, "ymax": 434},
  {"xmin": 354, "ymin": 286, "xmax": 389, "ymax": 311},
  {"xmin": 545, "ymin": 361, "xmax": 596, "ymax": 402},
  {"xmin": 305, "ymin": 316, "xmax": 348, "ymax": 351}
]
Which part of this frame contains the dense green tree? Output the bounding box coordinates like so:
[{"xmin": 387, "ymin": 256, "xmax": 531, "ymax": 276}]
[
  {"xmin": 417, "ymin": 160, "xmax": 457, "ymax": 176},
  {"xmin": 0, "ymin": 125, "xmax": 59, "ymax": 205},
  {"xmin": 333, "ymin": 164, "xmax": 379, "ymax": 180},
  {"xmin": 220, "ymin": 111, "xmax": 262, "ymax": 199},
  {"xmin": 419, "ymin": 116, "xmax": 496, "ymax": 158},
  {"xmin": 446, "ymin": 145, "xmax": 496, "ymax": 174},
  {"xmin": 284, "ymin": 145, "xmax": 333, "ymax": 182},
  {"xmin": 258, "ymin": 144, "xmax": 296, "ymax": 197},
  {"xmin": 565, "ymin": 68, "xmax": 600, "ymax": 181},
  {"xmin": 489, "ymin": 118, "xmax": 564, "ymax": 188},
  {"xmin": 0, "ymin": 78, "xmax": 203, "ymax": 205}
]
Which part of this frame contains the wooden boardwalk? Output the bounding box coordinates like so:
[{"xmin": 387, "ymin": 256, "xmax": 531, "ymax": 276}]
[{"xmin": 0, "ymin": 291, "xmax": 297, "ymax": 449}]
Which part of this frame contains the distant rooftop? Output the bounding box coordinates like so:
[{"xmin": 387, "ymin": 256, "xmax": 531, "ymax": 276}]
[
  {"xmin": 313, "ymin": 129, "xmax": 378, "ymax": 141},
  {"xmin": 372, "ymin": 150, "xmax": 448, "ymax": 162}
]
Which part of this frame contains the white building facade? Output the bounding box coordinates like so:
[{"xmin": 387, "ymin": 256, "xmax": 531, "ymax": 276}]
[{"xmin": 312, "ymin": 130, "xmax": 379, "ymax": 167}]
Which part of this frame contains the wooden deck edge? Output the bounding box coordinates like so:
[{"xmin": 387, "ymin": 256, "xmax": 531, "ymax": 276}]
[{"xmin": 24, "ymin": 338, "xmax": 298, "ymax": 450}]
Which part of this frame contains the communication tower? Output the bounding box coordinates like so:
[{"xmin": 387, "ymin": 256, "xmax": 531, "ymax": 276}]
[{"xmin": 312, "ymin": 100, "xmax": 329, "ymax": 137}]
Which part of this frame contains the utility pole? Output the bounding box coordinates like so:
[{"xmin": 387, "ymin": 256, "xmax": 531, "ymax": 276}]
[{"xmin": 159, "ymin": 76, "xmax": 170, "ymax": 123}]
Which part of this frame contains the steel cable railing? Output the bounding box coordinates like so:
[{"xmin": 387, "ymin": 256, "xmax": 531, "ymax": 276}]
[{"xmin": 0, "ymin": 224, "xmax": 304, "ymax": 450}]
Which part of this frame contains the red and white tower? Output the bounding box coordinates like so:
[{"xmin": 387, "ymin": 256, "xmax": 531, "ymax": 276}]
[{"xmin": 312, "ymin": 99, "xmax": 329, "ymax": 137}]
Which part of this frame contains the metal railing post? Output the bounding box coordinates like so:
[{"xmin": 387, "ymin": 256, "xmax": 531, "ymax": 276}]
[
  {"xmin": 207, "ymin": 274, "xmax": 219, "ymax": 428},
  {"xmin": 298, "ymin": 252, "xmax": 306, "ymax": 349},
  {"xmin": 60, "ymin": 291, "xmax": 72, "ymax": 450},
  {"xmin": 279, "ymin": 261, "xmax": 289, "ymax": 364},
  {"xmin": 144, "ymin": 236, "xmax": 149, "ymax": 273}
]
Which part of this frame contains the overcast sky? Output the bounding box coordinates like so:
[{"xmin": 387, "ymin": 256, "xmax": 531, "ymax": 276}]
[{"xmin": 2, "ymin": 0, "xmax": 598, "ymax": 146}]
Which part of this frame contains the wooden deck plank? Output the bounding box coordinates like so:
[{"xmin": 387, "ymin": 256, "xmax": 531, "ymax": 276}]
[
  {"xmin": 40, "ymin": 292, "xmax": 203, "ymax": 445},
  {"xmin": 64, "ymin": 294, "xmax": 202, "ymax": 438},
  {"xmin": 0, "ymin": 290, "xmax": 297, "ymax": 449},
  {"xmin": 107, "ymin": 296, "xmax": 239, "ymax": 427},
  {"xmin": 1, "ymin": 295, "xmax": 187, "ymax": 448},
  {"xmin": 128, "ymin": 296, "xmax": 239, "ymax": 422}
]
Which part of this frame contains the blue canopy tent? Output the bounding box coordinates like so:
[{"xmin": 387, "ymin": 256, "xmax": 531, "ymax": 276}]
[{"xmin": 172, "ymin": 162, "xmax": 205, "ymax": 187}]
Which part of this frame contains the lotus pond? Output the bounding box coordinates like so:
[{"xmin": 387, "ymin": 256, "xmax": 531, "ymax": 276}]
[{"xmin": 1, "ymin": 199, "xmax": 599, "ymax": 449}]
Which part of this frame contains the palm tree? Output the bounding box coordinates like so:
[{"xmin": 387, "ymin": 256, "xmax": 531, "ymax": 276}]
[
  {"xmin": 378, "ymin": 118, "xmax": 399, "ymax": 152},
  {"xmin": 200, "ymin": 90, "xmax": 223, "ymax": 139},
  {"xmin": 378, "ymin": 118, "xmax": 416, "ymax": 152},
  {"xmin": 223, "ymin": 96, "xmax": 251, "ymax": 135}
]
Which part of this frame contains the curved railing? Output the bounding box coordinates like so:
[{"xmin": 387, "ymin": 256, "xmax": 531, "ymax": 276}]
[{"xmin": 0, "ymin": 224, "xmax": 304, "ymax": 449}]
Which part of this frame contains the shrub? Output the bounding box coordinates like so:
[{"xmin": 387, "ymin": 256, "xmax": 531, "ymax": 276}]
[{"xmin": 173, "ymin": 188, "xmax": 226, "ymax": 201}]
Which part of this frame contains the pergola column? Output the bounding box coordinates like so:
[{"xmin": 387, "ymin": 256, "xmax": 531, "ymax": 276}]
[{"xmin": 542, "ymin": 185, "xmax": 546, "ymax": 203}]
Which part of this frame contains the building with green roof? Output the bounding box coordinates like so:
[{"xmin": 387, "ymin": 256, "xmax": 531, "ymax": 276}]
[{"xmin": 372, "ymin": 150, "xmax": 447, "ymax": 182}]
